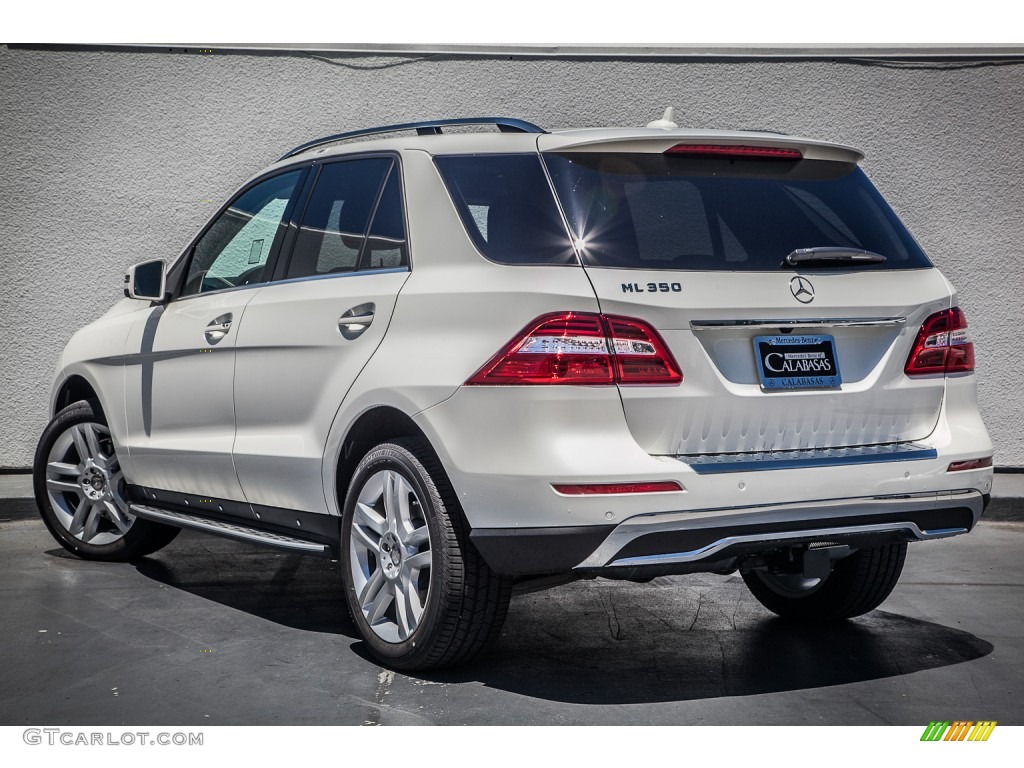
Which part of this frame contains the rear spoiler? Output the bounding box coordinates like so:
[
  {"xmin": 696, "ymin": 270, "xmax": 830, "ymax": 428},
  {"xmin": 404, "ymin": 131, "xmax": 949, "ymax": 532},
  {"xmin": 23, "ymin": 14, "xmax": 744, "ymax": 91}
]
[{"xmin": 538, "ymin": 129, "xmax": 864, "ymax": 163}]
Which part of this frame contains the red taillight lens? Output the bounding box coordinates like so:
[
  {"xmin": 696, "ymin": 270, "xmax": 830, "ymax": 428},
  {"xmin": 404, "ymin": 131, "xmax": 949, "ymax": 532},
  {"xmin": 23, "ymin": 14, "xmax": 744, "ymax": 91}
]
[
  {"xmin": 904, "ymin": 307, "xmax": 975, "ymax": 376},
  {"xmin": 947, "ymin": 456, "xmax": 993, "ymax": 472},
  {"xmin": 606, "ymin": 315, "xmax": 683, "ymax": 384},
  {"xmin": 466, "ymin": 312, "xmax": 613, "ymax": 385},
  {"xmin": 466, "ymin": 312, "xmax": 682, "ymax": 386},
  {"xmin": 665, "ymin": 144, "xmax": 803, "ymax": 160},
  {"xmin": 552, "ymin": 481, "xmax": 684, "ymax": 495}
]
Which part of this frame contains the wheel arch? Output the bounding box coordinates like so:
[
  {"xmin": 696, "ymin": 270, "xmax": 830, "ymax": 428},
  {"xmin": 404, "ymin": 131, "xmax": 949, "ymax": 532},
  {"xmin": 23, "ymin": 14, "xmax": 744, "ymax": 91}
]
[
  {"xmin": 334, "ymin": 406, "xmax": 451, "ymax": 516},
  {"xmin": 53, "ymin": 374, "xmax": 106, "ymax": 420}
]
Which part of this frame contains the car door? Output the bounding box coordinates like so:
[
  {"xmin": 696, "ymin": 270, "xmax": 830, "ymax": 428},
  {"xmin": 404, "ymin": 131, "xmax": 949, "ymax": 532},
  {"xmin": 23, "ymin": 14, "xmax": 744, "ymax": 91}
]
[
  {"xmin": 232, "ymin": 156, "xmax": 410, "ymax": 515},
  {"xmin": 122, "ymin": 168, "xmax": 305, "ymax": 500}
]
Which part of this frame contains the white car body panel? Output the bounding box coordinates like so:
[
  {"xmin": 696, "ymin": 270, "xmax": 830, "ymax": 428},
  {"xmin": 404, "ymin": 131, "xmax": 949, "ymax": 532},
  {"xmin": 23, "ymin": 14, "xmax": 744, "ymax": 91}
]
[
  {"xmin": 232, "ymin": 269, "xmax": 410, "ymax": 514},
  {"xmin": 122, "ymin": 289, "xmax": 260, "ymax": 501},
  {"xmin": 584, "ymin": 267, "xmax": 952, "ymax": 455}
]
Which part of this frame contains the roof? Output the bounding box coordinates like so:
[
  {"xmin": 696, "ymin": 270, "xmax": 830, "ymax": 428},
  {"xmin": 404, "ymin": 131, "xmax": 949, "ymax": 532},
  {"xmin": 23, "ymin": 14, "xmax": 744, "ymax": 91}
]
[{"xmin": 260, "ymin": 120, "xmax": 864, "ymax": 178}]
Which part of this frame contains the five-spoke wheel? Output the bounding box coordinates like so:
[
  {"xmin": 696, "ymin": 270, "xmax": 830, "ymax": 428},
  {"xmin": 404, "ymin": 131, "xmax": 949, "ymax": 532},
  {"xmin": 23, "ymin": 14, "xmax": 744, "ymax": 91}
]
[
  {"xmin": 349, "ymin": 469, "xmax": 433, "ymax": 643},
  {"xmin": 44, "ymin": 420, "xmax": 134, "ymax": 545},
  {"xmin": 34, "ymin": 400, "xmax": 180, "ymax": 561},
  {"xmin": 341, "ymin": 439, "xmax": 511, "ymax": 670}
]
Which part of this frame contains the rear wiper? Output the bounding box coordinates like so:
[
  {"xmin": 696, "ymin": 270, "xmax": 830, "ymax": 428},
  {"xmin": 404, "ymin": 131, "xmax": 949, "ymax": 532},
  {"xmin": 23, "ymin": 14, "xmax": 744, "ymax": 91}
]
[{"xmin": 783, "ymin": 247, "xmax": 888, "ymax": 267}]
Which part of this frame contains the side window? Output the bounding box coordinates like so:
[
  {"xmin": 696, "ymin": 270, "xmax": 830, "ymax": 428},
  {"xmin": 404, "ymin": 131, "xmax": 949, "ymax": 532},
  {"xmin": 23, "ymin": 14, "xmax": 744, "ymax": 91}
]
[
  {"xmin": 182, "ymin": 170, "xmax": 302, "ymax": 297},
  {"xmin": 362, "ymin": 165, "xmax": 408, "ymax": 270},
  {"xmin": 434, "ymin": 154, "xmax": 577, "ymax": 266},
  {"xmin": 286, "ymin": 158, "xmax": 393, "ymax": 279}
]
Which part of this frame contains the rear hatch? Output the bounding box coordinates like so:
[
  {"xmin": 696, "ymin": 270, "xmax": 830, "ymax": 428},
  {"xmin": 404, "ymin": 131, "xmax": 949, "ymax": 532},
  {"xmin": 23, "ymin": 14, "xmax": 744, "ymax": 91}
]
[{"xmin": 539, "ymin": 133, "xmax": 951, "ymax": 456}]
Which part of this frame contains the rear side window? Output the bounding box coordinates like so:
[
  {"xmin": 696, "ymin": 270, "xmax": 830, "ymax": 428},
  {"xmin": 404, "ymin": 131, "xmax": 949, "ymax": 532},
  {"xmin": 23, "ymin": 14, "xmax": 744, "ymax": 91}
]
[
  {"xmin": 287, "ymin": 157, "xmax": 398, "ymax": 279},
  {"xmin": 435, "ymin": 155, "xmax": 577, "ymax": 265},
  {"xmin": 543, "ymin": 153, "xmax": 932, "ymax": 271}
]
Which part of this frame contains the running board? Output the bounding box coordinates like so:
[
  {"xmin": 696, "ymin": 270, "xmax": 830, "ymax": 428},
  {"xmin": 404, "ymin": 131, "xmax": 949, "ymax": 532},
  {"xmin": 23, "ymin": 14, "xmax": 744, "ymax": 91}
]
[{"xmin": 129, "ymin": 504, "xmax": 332, "ymax": 556}]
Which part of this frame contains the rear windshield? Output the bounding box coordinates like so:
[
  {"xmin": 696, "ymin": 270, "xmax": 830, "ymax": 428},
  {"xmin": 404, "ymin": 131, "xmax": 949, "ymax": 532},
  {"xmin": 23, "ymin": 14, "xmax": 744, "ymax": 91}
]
[{"xmin": 544, "ymin": 153, "xmax": 931, "ymax": 271}]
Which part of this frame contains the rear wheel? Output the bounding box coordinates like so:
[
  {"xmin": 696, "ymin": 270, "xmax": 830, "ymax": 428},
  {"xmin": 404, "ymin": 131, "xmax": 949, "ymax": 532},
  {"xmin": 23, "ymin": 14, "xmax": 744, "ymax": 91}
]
[
  {"xmin": 741, "ymin": 543, "xmax": 907, "ymax": 621},
  {"xmin": 340, "ymin": 438, "xmax": 511, "ymax": 670},
  {"xmin": 33, "ymin": 400, "xmax": 180, "ymax": 561}
]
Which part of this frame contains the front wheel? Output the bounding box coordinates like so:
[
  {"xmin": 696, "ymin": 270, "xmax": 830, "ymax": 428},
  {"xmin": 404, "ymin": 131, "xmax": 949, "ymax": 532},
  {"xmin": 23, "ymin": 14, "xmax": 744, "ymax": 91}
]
[
  {"xmin": 340, "ymin": 438, "xmax": 511, "ymax": 671},
  {"xmin": 741, "ymin": 543, "xmax": 908, "ymax": 621},
  {"xmin": 33, "ymin": 400, "xmax": 180, "ymax": 561}
]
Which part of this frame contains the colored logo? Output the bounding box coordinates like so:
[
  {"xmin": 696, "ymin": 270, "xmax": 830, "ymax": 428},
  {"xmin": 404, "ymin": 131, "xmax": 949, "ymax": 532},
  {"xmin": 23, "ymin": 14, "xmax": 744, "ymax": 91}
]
[{"xmin": 920, "ymin": 721, "xmax": 997, "ymax": 741}]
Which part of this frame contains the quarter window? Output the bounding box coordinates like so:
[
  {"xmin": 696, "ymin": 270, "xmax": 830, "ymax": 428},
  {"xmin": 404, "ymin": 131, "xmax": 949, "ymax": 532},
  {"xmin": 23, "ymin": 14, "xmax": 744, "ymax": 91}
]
[
  {"xmin": 434, "ymin": 154, "xmax": 577, "ymax": 266},
  {"xmin": 182, "ymin": 170, "xmax": 301, "ymax": 296}
]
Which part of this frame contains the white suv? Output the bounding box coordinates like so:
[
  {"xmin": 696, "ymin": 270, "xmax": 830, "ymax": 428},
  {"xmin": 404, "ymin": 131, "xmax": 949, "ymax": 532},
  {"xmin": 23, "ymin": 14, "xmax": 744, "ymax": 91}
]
[{"xmin": 34, "ymin": 116, "xmax": 994, "ymax": 670}]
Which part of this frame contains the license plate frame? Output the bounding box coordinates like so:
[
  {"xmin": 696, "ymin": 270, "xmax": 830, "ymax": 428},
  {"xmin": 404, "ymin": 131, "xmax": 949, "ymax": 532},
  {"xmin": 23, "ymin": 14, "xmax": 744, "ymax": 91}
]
[{"xmin": 753, "ymin": 334, "xmax": 842, "ymax": 390}]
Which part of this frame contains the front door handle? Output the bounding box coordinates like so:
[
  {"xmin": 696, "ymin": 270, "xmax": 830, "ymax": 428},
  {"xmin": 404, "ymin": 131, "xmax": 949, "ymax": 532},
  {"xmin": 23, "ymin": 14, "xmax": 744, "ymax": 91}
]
[
  {"xmin": 205, "ymin": 313, "xmax": 233, "ymax": 345},
  {"xmin": 338, "ymin": 303, "xmax": 375, "ymax": 340}
]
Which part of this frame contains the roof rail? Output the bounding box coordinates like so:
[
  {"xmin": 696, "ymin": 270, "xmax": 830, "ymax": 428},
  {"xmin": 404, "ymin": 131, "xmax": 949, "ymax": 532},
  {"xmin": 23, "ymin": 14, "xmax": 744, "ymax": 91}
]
[{"xmin": 279, "ymin": 117, "xmax": 546, "ymax": 160}]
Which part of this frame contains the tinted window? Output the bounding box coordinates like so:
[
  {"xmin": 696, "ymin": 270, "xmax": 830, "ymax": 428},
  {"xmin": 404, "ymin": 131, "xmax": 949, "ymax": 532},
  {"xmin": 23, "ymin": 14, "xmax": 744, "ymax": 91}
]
[
  {"xmin": 435, "ymin": 155, "xmax": 576, "ymax": 265},
  {"xmin": 286, "ymin": 158, "xmax": 392, "ymax": 279},
  {"xmin": 182, "ymin": 170, "xmax": 301, "ymax": 296},
  {"xmin": 543, "ymin": 153, "xmax": 931, "ymax": 271},
  {"xmin": 362, "ymin": 165, "xmax": 408, "ymax": 270}
]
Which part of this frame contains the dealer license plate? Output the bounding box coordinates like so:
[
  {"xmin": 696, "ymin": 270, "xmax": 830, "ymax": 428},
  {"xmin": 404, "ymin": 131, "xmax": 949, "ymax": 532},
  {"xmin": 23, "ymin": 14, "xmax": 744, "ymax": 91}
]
[{"xmin": 753, "ymin": 334, "xmax": 842, "ymax": 390}]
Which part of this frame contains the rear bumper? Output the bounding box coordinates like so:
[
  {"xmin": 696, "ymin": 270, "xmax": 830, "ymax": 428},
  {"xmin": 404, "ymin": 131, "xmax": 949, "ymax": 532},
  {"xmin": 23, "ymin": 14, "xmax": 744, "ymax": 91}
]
[
  {"xmin": 414, "ymin": 380, "xmax": 993, "ymax": 531},
  {"xmin": 471, "ymin": 489, "xmax": 985, "ymax": 577}
]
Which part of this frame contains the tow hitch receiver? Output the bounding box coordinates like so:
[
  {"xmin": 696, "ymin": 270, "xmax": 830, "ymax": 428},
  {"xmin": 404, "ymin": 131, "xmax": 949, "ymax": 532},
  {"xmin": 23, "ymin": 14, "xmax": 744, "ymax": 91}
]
[{"xmin": 801, "ymin": 545, "xmax": 851, "ymax": 580}]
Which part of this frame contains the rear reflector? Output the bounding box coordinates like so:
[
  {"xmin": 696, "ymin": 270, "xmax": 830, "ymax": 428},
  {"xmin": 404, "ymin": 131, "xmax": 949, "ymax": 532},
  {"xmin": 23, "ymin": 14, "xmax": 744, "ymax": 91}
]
[
  {"xmin": 466, "ymin": 311, "xmax": 682, "ymax": 386},
  {"xmin": 905, "ymin": 307, "xmax": 975, "ymax": 376},
  {"xmin": 552, "ymin": 481, "xmax": 684, "ymax": 495},
  {"xmin": 947, "ymin": 456, "xmax": 993, "ymax": 472},
  {"xmin": 665, "ymin": 144, "xmax": 803, "ymax": 160}
]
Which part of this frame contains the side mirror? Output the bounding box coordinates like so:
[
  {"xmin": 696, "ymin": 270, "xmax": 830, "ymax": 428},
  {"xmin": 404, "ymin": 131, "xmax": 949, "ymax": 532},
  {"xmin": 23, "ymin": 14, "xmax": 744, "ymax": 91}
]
[{"xmin": 124, "ymin": 260, "xmax": 166, "ymax": 302}]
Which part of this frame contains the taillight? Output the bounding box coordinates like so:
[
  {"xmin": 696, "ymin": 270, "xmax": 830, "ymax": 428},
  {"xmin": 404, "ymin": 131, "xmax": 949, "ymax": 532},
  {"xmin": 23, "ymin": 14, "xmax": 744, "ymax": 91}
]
[
  {"xmin": 665, "ymin": 144, "xmax": 803, "ymax": 160},
  {"xmin": 466, "ymin": 312, "xmax": 682, "ymax": 386},
  {"xmin": 904, "ymin": 307, "xmax": 975, "ymax": 376}
]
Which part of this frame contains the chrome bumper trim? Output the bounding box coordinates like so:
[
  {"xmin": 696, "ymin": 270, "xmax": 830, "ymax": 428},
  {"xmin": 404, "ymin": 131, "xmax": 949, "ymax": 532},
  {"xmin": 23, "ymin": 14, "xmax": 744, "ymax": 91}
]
[
  {"xmin": 575, "ymin": 490, "xmax": 984, "ymax": 569},
  {"xmin": 677, "ymin": 442, "xmax": 937, "ymax": 474}
]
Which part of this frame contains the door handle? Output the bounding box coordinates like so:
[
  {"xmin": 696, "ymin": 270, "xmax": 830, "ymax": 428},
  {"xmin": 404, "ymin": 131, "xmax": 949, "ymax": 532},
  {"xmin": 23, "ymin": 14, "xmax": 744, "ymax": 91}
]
[
  {"xmin": 338, "ymin": 303, "xmax": 375, "ymax": 339},
  {"xmin": 205, "ymin": 313, "xmax": 233, "ymax": 345}
]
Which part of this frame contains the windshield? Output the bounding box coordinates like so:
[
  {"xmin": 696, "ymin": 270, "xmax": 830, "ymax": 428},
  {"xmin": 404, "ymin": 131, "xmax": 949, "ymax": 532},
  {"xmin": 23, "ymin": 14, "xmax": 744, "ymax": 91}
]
[{"xmin": 542, "ymin": 153, "xmax": 932, "ymax": 271}]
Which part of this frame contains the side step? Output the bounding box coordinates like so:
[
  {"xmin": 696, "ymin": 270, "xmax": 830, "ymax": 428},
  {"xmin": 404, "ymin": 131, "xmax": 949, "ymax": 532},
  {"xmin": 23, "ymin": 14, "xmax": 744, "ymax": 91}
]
[{"xmin": 129, "ymin": 504, "xmax": 332, "ymax": 556}]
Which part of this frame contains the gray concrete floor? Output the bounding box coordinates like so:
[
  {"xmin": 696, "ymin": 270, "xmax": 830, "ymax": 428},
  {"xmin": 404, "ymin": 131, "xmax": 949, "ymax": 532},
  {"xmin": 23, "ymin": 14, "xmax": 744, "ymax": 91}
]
[{"xmin": 0, "ymin": 497, "xmax": 1021, "ymax": 725}]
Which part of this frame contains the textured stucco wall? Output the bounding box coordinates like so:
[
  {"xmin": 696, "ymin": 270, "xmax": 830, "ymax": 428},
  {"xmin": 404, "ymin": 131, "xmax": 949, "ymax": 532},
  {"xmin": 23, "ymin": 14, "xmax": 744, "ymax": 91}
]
[{"xmin": 1, "ymin": 46, "xmax": 1022, "ymax": 468}]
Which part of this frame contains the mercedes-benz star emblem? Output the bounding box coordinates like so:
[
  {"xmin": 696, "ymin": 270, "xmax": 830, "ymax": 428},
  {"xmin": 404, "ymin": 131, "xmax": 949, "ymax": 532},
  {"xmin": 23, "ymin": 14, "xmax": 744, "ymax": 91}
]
[{"xmin": 789, "ymin": 276, "xmax": 815, "ymax": 304}]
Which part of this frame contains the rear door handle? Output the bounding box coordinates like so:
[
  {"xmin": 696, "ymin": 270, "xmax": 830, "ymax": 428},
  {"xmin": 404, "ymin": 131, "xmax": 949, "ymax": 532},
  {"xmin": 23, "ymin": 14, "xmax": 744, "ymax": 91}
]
[
  {"xmin": 205, "ymin": 313, "xmax": 233, "ymax": 345},
  {"xmin": 338, "ymin": 303, "xmax": 375, "ymax": 339}
]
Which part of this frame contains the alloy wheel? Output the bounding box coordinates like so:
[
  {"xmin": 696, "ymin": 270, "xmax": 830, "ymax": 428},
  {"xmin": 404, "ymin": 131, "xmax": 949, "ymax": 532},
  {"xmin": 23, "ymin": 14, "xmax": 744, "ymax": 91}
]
[
  {"xmin": 44, "ymin": 421, "xmax": 134, "ymax": 545},
  {"xmin": 348, "ymin": 469, "xmax": 433, "ymax": 643}
]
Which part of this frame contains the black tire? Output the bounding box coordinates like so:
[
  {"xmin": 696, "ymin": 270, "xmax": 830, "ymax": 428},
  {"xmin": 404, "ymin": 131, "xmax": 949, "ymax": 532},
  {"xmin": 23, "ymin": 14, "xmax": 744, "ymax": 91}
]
[
  {"xmin": 340, "ymin": 438, "xmax": 511, "ymax": 671},
  {"xmin": 34, "ymin": 400, "xmax": 180, "ymax": 561},
  {"xmin": 741, "ymin": 543, "xmax": 908, "ymax": 621}
]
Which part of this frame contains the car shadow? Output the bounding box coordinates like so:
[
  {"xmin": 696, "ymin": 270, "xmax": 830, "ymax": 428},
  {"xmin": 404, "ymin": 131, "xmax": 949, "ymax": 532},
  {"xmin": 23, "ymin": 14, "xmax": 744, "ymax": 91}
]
[
  {"xmin": 122, "ymin": 534, "xmax": 993, "ymax": 704},
  {"xmin": 413, "ymin": 610, "xmax": 995, "ymax": 704},
  {"xmin": 410, "ymin": 580, "xmax": 995, "ymax": 704},
  {"xmin": 130, "ymin": 537, "xmax": 359, "ymax": 639}
]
